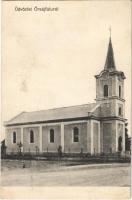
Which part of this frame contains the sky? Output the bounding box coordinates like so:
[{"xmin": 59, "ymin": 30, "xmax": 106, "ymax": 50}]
[{"xmin": 1, "ymin": 1, "xmax": 131, "ymax": 138}]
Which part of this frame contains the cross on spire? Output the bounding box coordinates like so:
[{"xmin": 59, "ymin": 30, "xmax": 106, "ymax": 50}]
[{"xmin": 109, "ymin": 27, "xmax": 111, "ymax": 38}]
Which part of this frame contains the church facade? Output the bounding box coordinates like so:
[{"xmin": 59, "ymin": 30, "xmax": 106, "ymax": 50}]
[{"xmin": 5, "ymin": 37, "xmax": 126, "ymax": 155}]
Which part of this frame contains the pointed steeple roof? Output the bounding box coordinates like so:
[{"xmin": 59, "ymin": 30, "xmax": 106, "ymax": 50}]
[{"xmin": 104, "ymin": 37, "xmax": 116, "ymax": 71}]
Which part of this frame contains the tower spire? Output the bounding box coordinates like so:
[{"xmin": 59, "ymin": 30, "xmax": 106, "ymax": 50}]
[{"xmin": 104, "ymin": 33, "xmax": 116, "ymax": 71}]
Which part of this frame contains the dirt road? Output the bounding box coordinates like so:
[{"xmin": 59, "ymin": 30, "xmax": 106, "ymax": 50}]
[{"xmin": 1, "ymin": 160, "xmax": 130, "ymax": 186}]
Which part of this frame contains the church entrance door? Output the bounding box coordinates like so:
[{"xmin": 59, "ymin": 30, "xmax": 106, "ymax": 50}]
[{"xmin": 118, "ymin": 136, "xmax": 122, "ymax": 152}]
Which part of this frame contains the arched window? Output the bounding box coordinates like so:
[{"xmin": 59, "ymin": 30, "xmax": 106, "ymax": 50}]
[
  {"xmin": 73, "ymin": 127, "xmax": 79, "ymax": 142},
  {"xmin": 104, "ymin": 85, "xmax": 108, "ymax": 97},
  {"xmin": 13, "ymin": 132, "xmax": 16, "ymax": 143},
  {"xmin": 119, "ymin": 86, "xmax": 121, "ymax": 98},
  {"xmin": 30, "ymin": 130, "xmax": 34, "ymax": 143},
  {"xmin": 50, "ymin": 129, "xmax": 54, "ymax": 143},
  {"xmin": 119, "ymin": 107, "xmax": 122, "ymax": 116}
]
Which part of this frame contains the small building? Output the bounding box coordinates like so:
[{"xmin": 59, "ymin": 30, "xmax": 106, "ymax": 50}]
[{"xmin": 4, "ymin": 37, "xmax": 126, "ymax": 155}]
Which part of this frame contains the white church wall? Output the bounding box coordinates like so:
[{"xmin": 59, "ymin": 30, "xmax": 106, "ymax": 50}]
[
  {"xmin": 23, "ymin": 126, "xmax": 39, "ymax": 153},
  {"xmin": 64, "ymin": 122, "xmax": 87, "ymax": 153},
  {"xmin": 6, "ymin": 127, "xmax": 21, "ymax": 154},
  {"xmin": 42, "ymin": 125, "xmax": 61, "ymax": 153}
]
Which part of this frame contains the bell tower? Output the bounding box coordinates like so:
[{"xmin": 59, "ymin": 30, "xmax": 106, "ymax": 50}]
[
  {"xmin": 95, "ymin": 36, "xmax": 126, "ymax": 153},
  {"xmin": 95, "ymin": 37, "xmax": 126, "ymax": 118}
]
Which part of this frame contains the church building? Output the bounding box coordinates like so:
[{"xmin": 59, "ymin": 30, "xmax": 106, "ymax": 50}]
[{"xmin": 5, "ymin": 37, "xmax": 126, "ymax": 155}]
